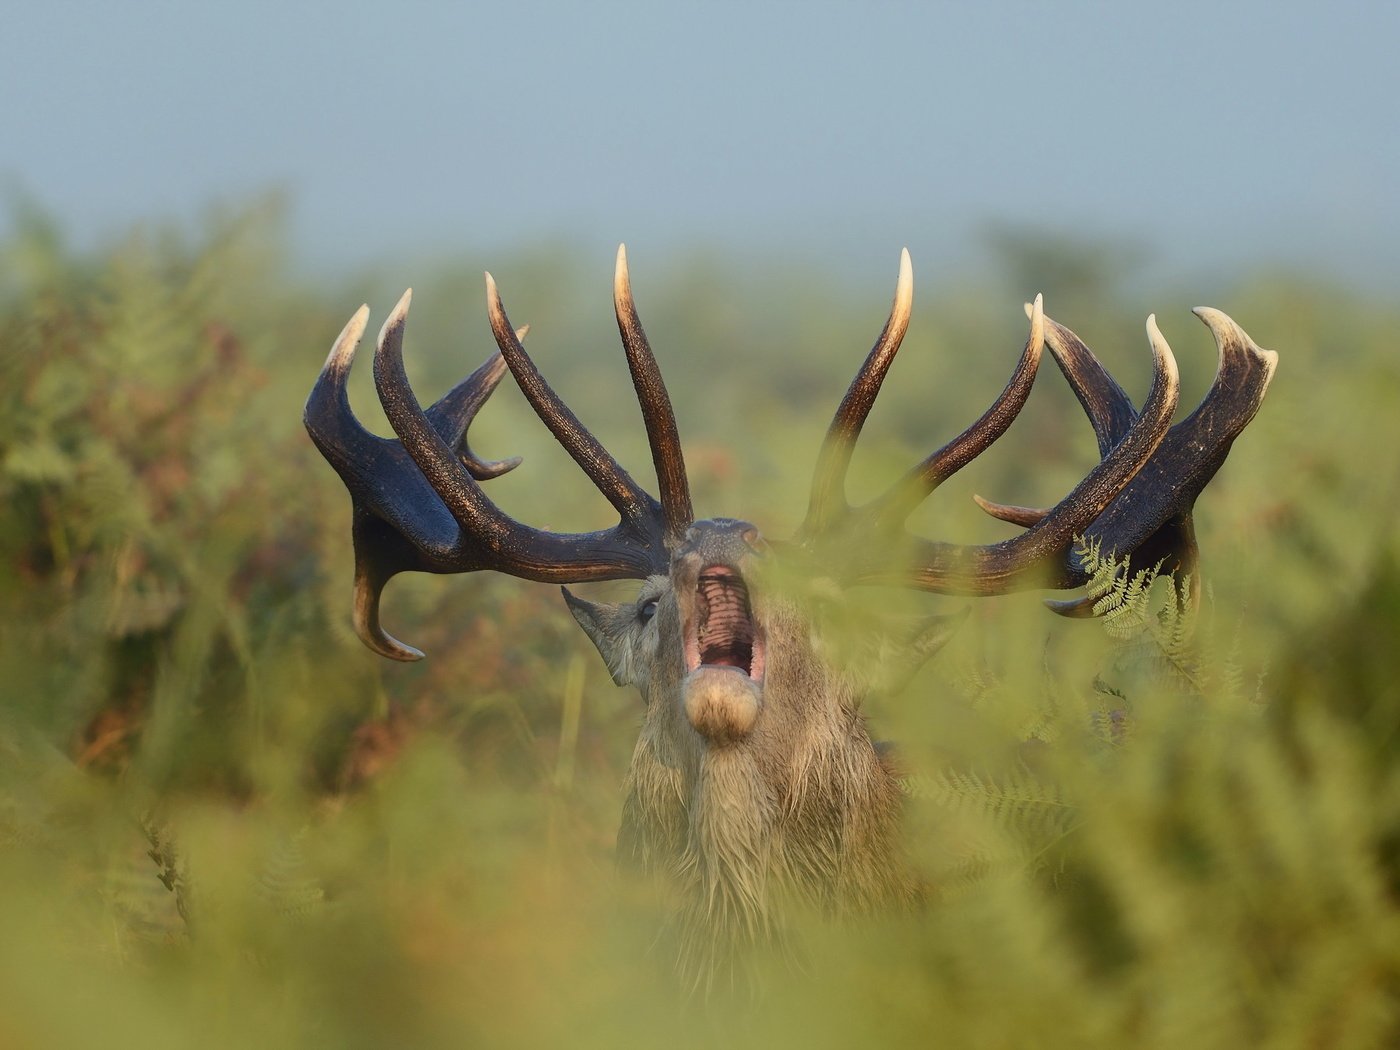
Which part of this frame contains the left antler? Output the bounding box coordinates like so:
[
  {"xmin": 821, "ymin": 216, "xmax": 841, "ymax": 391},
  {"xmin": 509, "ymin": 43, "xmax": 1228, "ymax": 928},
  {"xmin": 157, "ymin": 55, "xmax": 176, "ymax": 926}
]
[{"xmin": 793, "ymin": 250, "xmax": 1277, "ymax": 600}]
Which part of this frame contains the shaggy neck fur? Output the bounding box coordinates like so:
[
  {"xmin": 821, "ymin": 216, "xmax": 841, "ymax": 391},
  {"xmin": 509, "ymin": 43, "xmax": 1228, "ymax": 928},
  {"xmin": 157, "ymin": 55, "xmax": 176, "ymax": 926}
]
[{"xmin": 618, "ymin": 597, "xmax": 917, "ymax": 984}]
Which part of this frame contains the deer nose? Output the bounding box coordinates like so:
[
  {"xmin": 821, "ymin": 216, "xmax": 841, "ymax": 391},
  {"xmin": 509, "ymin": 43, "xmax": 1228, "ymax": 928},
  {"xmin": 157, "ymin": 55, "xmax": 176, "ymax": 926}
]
[{"xmin": 677, "ymin": 518, "xmax": 764, "ymax": 565}]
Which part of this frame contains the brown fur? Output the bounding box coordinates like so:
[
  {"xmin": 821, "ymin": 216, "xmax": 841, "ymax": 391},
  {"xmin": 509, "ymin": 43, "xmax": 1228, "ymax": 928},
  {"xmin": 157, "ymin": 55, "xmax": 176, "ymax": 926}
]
[{"xmin": 578, "ymin": 563, "xmax": 919, "ymax": 984}]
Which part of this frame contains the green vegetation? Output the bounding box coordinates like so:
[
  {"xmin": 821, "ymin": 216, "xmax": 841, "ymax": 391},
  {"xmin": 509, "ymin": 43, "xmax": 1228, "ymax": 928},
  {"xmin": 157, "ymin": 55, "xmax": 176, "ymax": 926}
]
[{"xmin": 1, "ymin": 204, "xmax": 1397, "ymax": 1048}]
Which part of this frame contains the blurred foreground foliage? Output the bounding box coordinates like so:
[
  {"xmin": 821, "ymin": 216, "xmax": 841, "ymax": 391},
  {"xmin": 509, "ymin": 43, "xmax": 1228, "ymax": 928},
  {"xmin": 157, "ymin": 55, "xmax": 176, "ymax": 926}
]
[{"xmin": 1, "ymin": 203, "xmax": 1399, "ymax": 1048}]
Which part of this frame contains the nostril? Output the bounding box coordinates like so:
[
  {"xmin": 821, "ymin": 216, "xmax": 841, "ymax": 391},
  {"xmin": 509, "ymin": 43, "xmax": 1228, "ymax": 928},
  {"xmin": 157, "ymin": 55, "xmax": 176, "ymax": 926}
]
[{"xmin": 741, "ymin": 527, "xmax": 766, "ymax": 554}]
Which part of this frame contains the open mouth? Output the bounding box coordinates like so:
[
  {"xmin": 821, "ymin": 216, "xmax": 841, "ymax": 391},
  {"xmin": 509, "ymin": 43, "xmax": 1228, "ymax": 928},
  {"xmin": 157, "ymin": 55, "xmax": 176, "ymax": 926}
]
[{"xmin": 684, "ymin": 565, "xmax": 765, "ymax": 681}]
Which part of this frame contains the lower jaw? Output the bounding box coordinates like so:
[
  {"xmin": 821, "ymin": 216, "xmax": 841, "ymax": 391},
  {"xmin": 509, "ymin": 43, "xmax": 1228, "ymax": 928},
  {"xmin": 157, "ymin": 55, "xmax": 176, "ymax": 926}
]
[{"xmin": 682, "ymin": 665, "xmax": 763, "ymax": 743}]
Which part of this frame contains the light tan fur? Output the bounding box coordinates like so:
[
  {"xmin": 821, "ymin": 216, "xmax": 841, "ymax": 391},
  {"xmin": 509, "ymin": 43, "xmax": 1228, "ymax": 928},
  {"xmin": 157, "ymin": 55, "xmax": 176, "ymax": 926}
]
[{"xmin": 595, "ymin": 580, "xmax": 918, "ymax": 984}]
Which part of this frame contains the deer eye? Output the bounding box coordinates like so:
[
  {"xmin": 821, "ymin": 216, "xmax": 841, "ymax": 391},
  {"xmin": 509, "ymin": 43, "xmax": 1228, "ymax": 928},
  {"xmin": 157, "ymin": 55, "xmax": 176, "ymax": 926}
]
[{"xmin": 638, "ymin": 599, "xmax": 658, "ymax": 623}]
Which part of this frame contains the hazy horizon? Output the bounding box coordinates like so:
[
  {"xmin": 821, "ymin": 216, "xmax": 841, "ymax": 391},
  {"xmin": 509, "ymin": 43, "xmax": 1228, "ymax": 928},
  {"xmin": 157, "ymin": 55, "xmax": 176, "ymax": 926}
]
[{"xmin": 6, "ymin": 1, "xmax": 1397, "ymax": 292}]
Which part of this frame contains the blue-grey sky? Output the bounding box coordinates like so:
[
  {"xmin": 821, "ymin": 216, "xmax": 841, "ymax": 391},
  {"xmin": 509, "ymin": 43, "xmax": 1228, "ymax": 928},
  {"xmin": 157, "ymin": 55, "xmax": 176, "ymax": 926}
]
[{"xmin": 5, "ymin": 1, "xmax": 1397, "ymax": 289}]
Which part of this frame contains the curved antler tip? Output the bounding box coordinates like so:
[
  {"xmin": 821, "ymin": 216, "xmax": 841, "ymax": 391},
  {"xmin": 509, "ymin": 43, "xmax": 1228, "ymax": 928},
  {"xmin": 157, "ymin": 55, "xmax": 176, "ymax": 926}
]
[
  {"xmin": 1021, "ymin": 294, "xmax": 1045, "ymax": 364},
  {"xmin": 891, "ymin": 247, "xmax": 914, "ymax": 321},
  {"xmin": 1144, "ymin": 312, "xmax": 1162, "ymax": 348},
  {"xmin": 354, "ymin": 579, "xmax": 426, "ymax": 661},
  {"xmin": 468, "ymin": 453, "xmax": 523, "ymax": 480},
  {"xmin": 484, "ymin": 272, "xmax": 509, "ymax": 322},
  {"xmin": 375, "ymin": 634, "xmax": 425, "ymax": 661},
  {"xmin": 1192, "ymin": 306, "xmax": 1280, "ymax": 377},
  {"xmin": 1044, "ymin": 595, "xmax": 1097, "ymax": 618},
  {"xmin": 972, "ymin": 494, "xmax": 1050, "ymax": 527},
  {"xmin": 325, "ymin": 304, "xmax": 371, "ymax": 372},
  {"xmin": 1144, "ymin": 313, "xmax": 1181, "ymax": 386},
  {"xmin": 377, "ymin": 290, "xmax": 413, "ymax": 348},
  {"xmin": 381, "ymin": 637, "xmax": 426, "ymax": 661},
  {"xmin": 1191, "ymin": 306, "xmax": 1236, "ymax": 349},
  {"xmin": 614, "ymin": 243, "xmax": 632, "ymax": 299}
]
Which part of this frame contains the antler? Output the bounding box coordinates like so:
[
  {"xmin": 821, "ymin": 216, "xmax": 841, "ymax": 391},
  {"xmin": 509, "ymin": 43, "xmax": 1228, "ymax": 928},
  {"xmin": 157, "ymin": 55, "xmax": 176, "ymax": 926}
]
[
  {"xmin": 797, "ymin": 248, "xmax": 1049, "ymax": 548},
  {"xmin": 310, "ymin": 245, "xmax": 1277, "ymax": 659},
  {"xmin": 304, "ymin": 250, "xmax": 691, "ymax": 660},
  {"xmin": 975, "ymin": 304, "xmax": 1278, "ymax": 614},
  {"xmin": 794, "ymin": 251, "xmax": 1275, "ymax": 601},
  {"xmin": 484, "ymin": 245, "xmax": 693, "ymax": 547}
]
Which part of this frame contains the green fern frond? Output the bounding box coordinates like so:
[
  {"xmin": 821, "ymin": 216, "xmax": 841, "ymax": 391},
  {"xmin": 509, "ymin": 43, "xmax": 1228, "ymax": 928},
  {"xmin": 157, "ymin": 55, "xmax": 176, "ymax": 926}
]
[
  {"xmin": 256, "ymin": 831, "xmax": 326, "ymax": 920},
  {"xmin": 1076, "ymin": 538, "xmax": 1208, "ymax": 698},
  {"xmin": 921, "ymin": 767, "xmax": 1077, "ymax": 843}
]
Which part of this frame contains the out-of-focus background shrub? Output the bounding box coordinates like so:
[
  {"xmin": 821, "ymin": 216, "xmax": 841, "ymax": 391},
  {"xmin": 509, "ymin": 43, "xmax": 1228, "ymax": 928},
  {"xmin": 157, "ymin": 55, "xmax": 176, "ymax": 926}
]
[{"xmin": 1, "ymin": 197, "xmax": 1397, "ymax": 1048}]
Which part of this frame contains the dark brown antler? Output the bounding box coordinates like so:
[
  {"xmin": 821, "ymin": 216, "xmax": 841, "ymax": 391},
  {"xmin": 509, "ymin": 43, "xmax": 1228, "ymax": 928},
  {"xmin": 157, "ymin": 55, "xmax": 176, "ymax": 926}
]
[
  {"xmin": 975, "ymin": 304, "xmax": 1278, "ymax": 614},
  {"xmin": 797, "ymin": 249, "xmax": 1051, "ymax": 550},
  {"xmin": 483, "ymin": 246, "xmax": 693, "ymax": 546},
  {"xmin": 304, "ymin": 250, "xmax": 691, "ymax": 660},
  {"xmin": 792, "ymin": 250, "xmax": 1273, "ymax": 601}
]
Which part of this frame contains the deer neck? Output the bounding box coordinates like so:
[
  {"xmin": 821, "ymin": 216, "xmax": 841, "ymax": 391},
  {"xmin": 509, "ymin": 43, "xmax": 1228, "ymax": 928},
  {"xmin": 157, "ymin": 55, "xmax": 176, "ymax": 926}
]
[{"xmin": 620, "ymin": 603, "xmax": 913, "ymax": 922}]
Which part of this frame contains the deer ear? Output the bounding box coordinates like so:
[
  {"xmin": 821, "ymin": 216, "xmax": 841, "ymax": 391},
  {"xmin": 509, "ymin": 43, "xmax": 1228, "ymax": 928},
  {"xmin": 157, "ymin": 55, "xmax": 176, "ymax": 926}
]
[{"xmin": 561, "ymin": 587, "xmax": 641, "ymax": 687}]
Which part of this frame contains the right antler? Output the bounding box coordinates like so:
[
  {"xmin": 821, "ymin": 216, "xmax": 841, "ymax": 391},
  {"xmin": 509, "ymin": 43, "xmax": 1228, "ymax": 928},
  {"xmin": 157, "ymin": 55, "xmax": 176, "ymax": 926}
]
[
  {"xmin": 793, "ymin": 251, "xmax": 1277, "ymax": 601},
  {"xmin": 304, "ymin": 248, "xmax": 691, "ymax": 660},
  {"xmin": 975, "ymin": 304, "xmax": 1278, "ymax": 614}
]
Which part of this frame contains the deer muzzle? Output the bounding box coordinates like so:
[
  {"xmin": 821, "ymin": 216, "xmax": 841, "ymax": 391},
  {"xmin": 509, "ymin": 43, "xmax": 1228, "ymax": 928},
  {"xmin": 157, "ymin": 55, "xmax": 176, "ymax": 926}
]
[{"xmin": 674, "ymin": 522, "xmax": 768, "ymax": 744}]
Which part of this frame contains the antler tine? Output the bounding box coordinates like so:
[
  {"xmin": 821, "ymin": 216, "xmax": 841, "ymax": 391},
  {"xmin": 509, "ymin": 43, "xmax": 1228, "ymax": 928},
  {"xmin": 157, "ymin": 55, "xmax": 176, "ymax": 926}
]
[
  {"xmin": 306, "ymin": 305, "xmax": 376, "ymax": 466},
  {"xmin": 867, "ymin": 294, "xmax": 1046, "ymax": 529},
  {"xmin": 968, "ymin": 305, "xmax": 1137, "ymax": 532},
  {"xmin": 802, "ymin": 248, "xmax": 914, "ymax": 534},
  {"xmin": 614, "ymin": 244, "xmax": 694, "ymax": 543},
  {"xmin": 426, "ymin": 331, "xmax": 526, "ymax": 482},
  {"xmin": 971, "ymin": 495, "xmax": 1048, "ymax": 528},
  {"xmin": 485, "ymin": 272, "xmax": 666, "ymax": 538},
  {"xmin": 350, "ymin": 514, "xmax": 428, "ymax": 661},
  {"xmin": 1029, "ymin": 305, "xmax": 1139, "ymax": 456},
  {"xmin": 374, "ymin": 290, "xmax": 522, "ymax": 550}
]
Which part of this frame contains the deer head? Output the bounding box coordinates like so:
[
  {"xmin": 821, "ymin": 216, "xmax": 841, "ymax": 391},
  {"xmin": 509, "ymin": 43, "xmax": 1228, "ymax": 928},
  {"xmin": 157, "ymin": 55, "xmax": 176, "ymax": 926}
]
[{"xmin": 305, "ymin": 247, "xmax": 1276, "ymax": 976}]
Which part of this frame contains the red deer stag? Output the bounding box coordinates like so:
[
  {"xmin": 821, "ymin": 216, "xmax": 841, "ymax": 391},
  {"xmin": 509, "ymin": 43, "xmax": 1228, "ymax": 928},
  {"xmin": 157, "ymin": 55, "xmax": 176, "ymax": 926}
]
[{"xmin": 305, "ymin": 247, "xmax": 1276, "ymax": 976}]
